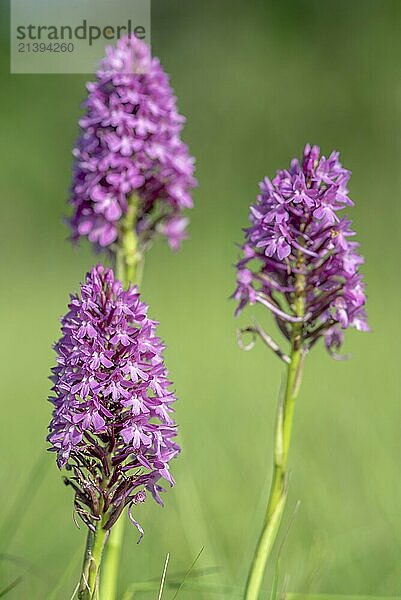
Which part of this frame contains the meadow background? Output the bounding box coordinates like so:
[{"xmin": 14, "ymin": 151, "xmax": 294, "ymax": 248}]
[{"xmin": 0, "ymin": 0, "xmax": 400, "ymax": 597}]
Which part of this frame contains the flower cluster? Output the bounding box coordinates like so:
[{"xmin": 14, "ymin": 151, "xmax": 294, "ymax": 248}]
[
  {"xmin": 234, "ymin": 144, "xmax": 368, "ymax": 353},
  {"xmin": 70, "ymin": 35, "xmax": 196, "ymax": 251},
  {"xmin": 48, "ymin": 265, "xmax": 179, "ymax": 535}
]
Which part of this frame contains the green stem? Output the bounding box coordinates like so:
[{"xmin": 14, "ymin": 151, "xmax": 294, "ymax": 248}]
[
  {"xmin": 244, "ymin": 267, "xmax": 306, "ymax": 600},
  {"xmin": 100, "ymin": 194, "xmax": 143, "ymax": 600},
  {"xmin": 78, "ymin": 524, "xmax": 109, "ymax": 600},
  {"xmin": 116, "ymin": 195, "xmax": 144, "ymax": 288},
  {"xmin": 99, "ymin": 516, "xmax": 125, "ymax": 600}
]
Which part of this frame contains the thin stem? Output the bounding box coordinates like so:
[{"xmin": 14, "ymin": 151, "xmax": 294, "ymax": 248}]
[
  {"xmin": 78, "ymin": 523, "xmax": 109, "ymax": 600},
  {"xmin": 101, "ymin": 194, "xmax": 143, "ymax": 600},
  {"xmin": 99, "ymin": 516, "xmax": 125, "ymax": 600},
  {"xmin": 115, "ymin": 194, "xmax": 144, "ymax": 288},
  {"xmin": 243, "ymin": 263, "xmax": 306, "ymax": 600}
]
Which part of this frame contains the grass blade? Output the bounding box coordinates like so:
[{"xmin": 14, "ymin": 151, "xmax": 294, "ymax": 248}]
[
  {"xmin": 157, "ymin": 553, "xmax": 170, "ymax": 600},
  {"xmin": 286, "ymin": 595, "xmax": 400, "ymax": 600},
  {"xmin": 171, "ymin": 546, "xmax": 205, "ymax": 600},
  {"xmin": 0, "ymin": 576, "xmax": 23, "ymax": 598}
]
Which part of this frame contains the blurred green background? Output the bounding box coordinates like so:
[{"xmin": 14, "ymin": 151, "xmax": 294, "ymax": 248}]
[{"xmin": 0, "ymin": 0, "xmax": 400, "ymax": 597}]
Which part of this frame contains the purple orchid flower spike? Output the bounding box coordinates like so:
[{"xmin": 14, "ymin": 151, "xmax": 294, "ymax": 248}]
[
  {"xmin": 69, "ymin": 35, "xmax": 196, "ymax": 255},
  {"xmin": 234, "ymin": 143, "xmax": 368, "ymax": 358},
  {"xmin": 48, "ymin": 265, "xmax": 180, "ymax": 595},
  {"xmin": 235, "ymin": 145, "xmax": 368, "ymax": 600}
]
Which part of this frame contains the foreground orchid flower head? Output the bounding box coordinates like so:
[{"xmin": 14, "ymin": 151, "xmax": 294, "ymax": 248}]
[{"xmin": 48, "ymin": 265, "xmax": 179, "ymax": 540}]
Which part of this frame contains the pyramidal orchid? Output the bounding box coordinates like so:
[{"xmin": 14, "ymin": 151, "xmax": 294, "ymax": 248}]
[
  {"xmin": 69, "ymin": 34, "xmax": 196, "ymax": 278},
  {"xmin": 48, "ymin": 265, "xmax": 179, "ymax": 598},
  {"xmin": 234, "ymin": 144, "xmax": 368, "ymax": 600}
]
